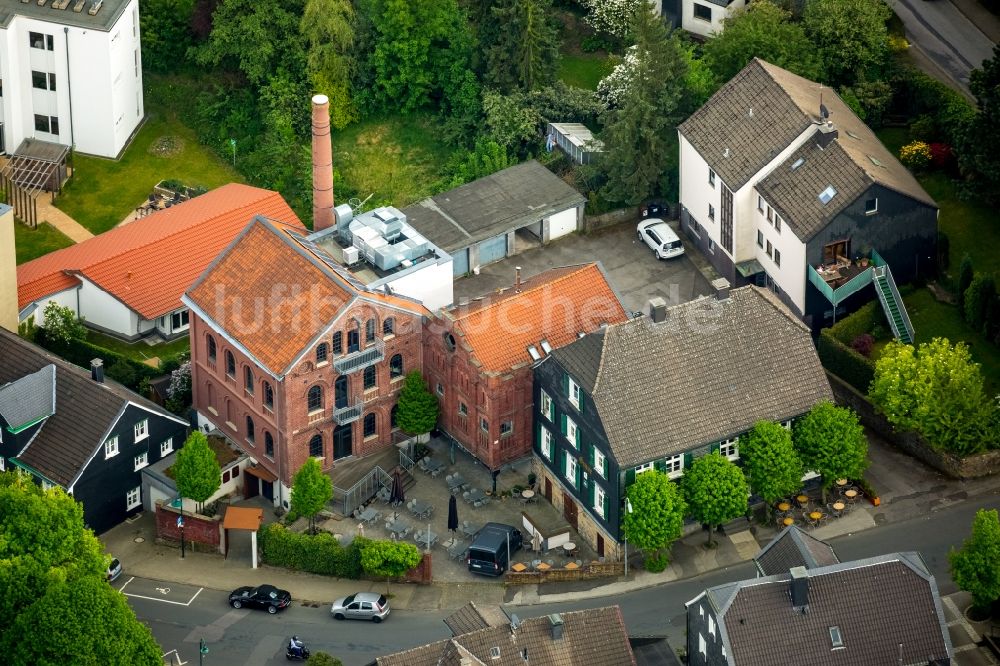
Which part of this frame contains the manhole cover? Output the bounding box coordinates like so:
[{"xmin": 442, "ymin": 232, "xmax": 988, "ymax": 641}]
[{"xmin": 134, "ymin": 536, "xmax": 145, "ymax": 543}]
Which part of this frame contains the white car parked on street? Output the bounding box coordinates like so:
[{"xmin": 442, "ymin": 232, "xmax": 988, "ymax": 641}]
[{"xmin": 637, "ymin": 219, "xmax": 685, "ymax": 259}]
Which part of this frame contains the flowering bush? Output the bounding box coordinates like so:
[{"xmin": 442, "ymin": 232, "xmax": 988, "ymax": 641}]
[
  {"xmin": 899, "ymin": 140, "xmax": 932, "ymax": 170},
  {"xmin": 596, "ymin": 49, "xmax": 638, "ymax": 108},
  {"xmin": 850, "ymin": 333, "xmax": 875, "ymax": 358},
  {"xmin": 579, "ymin": 0, "xmax": 644, "ymax": 40},
  {"xmin": 928, "ymin": 142, "xmax": 954, "ymax": 170},
  {"xmin": 165, "ymin": 360, "xmax": 192, "ymax": 415}
]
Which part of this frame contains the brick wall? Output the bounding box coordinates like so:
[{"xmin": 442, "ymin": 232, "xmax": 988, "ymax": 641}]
[
  {"xmin": 402, "ymin": 553, "xmax": 432, "ymax": 585},
  {"xmin": 155, "ymin": 501, "xmax": 222, "ymax": 552}
]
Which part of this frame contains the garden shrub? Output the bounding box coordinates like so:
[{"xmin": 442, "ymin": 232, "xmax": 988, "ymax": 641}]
[
  {"xmin": 828, "ymin": 301, "xmax": 882, "ymax": 345},
  {"xmin": 817, "ymin": 329, "xmax": 875, "ymax": 393},
  {"xmin": 258, "ymin": 524, "xmax": 366, "ymax": 579},
  {"xmin": 644, "ymin": 553, "xmax": 669, "ymax": 573},
  {"xmin": 937, "ymin": 232, "xmax": 950, "ymax": 272},
  {"xmin": 851, "ymin": 334, "xmax": 875, "ymax": 358},
  {"xmin": 928, "ymin": 143, "xmax": 954, "ymax": 171},
  {"xmin": 965, "ymin": 274, "xmax": 997, "ymax": 332},
  {"xmin": 37, "ymin": 332, "xmax": 159, "ymax": 391},
  {"xmin": 958, "ymin": 254, "xmax": 975, "ymax": 316},
  {"xmin": 900, "ymin": 141, "xmax": 932, "ymax": 170}
]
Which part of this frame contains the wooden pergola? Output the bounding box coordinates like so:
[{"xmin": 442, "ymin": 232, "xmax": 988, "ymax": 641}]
[{"xmin": 0, "ymin": 139, "xmax": 71, "ymax": 227}]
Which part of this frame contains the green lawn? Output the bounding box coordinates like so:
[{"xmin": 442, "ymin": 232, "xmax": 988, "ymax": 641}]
[
  {"xmin": 14, "ymin": 221, "xmax": 74, "ymax": 264},
  {"xmin": 331, "ymin": 114, "xmax": 454, "ymax": 207},
  {"xmin": 559, "ymin": 54, "xmax": 613, "ymax": 91},
  {"xmin": 904, "ymin": 288, "xmax": 1000, "ymax": 392},
  {"xmin": 86, "ymin": 329, "xmax": 190, "ymax": 367},
  {"xmin": 54, "ymin": 99, "xmax": 243, "ymax": 236}
]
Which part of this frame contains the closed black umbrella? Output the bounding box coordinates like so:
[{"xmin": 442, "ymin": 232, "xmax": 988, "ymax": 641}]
[
  {"xmin": 390, "ymin": 470, "xmax": 405, "ymax": 507},
  {"xmin": 448, "ymin": 494, "xmax": 459, "ymax": 533}
]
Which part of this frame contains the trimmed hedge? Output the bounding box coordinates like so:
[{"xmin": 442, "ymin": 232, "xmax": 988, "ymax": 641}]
[
  {"xmin": 258, "ymin": 523, "xmax": 365, "ymax": 579},
  {"xmin": 818, "ymin": 330, "xmax": 875, "ymax": 394},
  {"xmin": 827, "ymin": 301, "xmax": 883, "ymax": 345},
  {"xmin": 37, "ymin": 332, "xmax": 160, "ymax": 392}
]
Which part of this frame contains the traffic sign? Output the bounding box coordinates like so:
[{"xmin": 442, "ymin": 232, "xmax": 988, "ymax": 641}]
[{"xmin": 177, "ymin": 516, "xmax": 185, "ymax": 529}]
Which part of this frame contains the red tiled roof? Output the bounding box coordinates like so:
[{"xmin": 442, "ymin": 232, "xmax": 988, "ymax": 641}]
[
  {"xmin": 17, "ymin": 184, "xmax": 301, "ymax": 318},
  {"xmin": 450, "ymin": 264, "xmax": 627, "ymax": 373}
]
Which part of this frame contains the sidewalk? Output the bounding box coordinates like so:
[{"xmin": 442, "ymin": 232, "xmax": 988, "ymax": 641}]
[
  {"xmin": 951, "ymin": 0, "xmax": 1000, "ymax": 44},
  {"xmin": 35, "ymin": 195, "xmax": 93, "ymax": 243}
]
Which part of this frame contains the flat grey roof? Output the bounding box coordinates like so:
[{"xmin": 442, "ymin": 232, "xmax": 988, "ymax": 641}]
[
  {"xmin": 0, "ymin": 0, "xmax": 130, "ymax": 32},
  {"xmin": 401, "ymin": 160, "xmax": 585, "ymax": 253}
]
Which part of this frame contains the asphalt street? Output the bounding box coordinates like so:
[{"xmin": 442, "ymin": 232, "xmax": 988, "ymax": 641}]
[{"xmin": 132, "ymin": 493, "xmax": 1000, "ymax": 665}]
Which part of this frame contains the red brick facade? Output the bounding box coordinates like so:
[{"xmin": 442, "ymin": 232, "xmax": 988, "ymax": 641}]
[
  {"xmin": 423, "ymin": 317, "xmax": 534, "ymax": 470},
  {"xmin": 190, "ymin": 302, "xmax": 423, "ymax": 494},
  {"xmin": 155, "ymin": 501, "xmax": 221, "ymax": 551}
]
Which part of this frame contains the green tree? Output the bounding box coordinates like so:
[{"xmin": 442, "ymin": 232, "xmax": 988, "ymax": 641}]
[
  {"xmin": 482, "ymin": 89, "xmax": 542, "ymax": 154},
  {"xmin": 3, "ymin": 576, "xmax": 162, "ymax": 665},
  {"xmin": 41, "ymin": 302, "xmax": 86, "ymax": 346},
  {"xmin": 443, "ymin": 139, "xmax": 515, "ymax": 188},
  {"xmin": 793, "ymin": 401, "xmax": 868, "ymax": 501},
  {"xmin": 965, "ymin": 274, "xmax": 997, "ymax": 331},
  {"xmin": 140, "ymin": 0, "xmax": 196, "ymax": 73},
  {"xmin": 869, "ymin": 338, "xmax": 995, "ymax": 455},
  {"xmin": 958, "ymin": 254, "xmax": 975, "ymax": 318},
  {"xmin": 306, "ymin": 653, "xmax": 345, "ymax": 666},
  {"xmin": 359, "ymin": 540, "xmax": 422, "ymax": 592},
  {"xmin": 173, "ymin": 431, "xmax": 221, "ymax": 513},
  {"xmin": 485, "ymin": 0, "xmax": 561, "ymax": 92},
  {"xmin": 739, "ymin": 421, "xmax": 804, "ymax": 508},
  {"xmin": 106, "ymin": 359, "xmax": 138, "ymax": 388},
  {"xmin": 301, "ymin": 0, "xmax": 357, "ymax": 129},
  {"xmin": 682, "ymin": 453, "xmax": 749, "ymax": 546},
  {"xmin": 802, "ymin": 0, "xmax": 891, "ymax": 87},
  {"xmin": 622, "ymin": 470, "xmax": 687, "ymax": 568},
  {"xmin": 291, "ymin": 458, "xmax": 333, "ymax": 534},
  {"xmin": 949, "ymin": 509, "xmax": 1000, "ymax": 611},
  {"xmin": 395, "ymin": 372, "xmax": 439, "ymax": 436},
  {"xmin": 599, "ymin": 6, "xmax": 688, "ymax": 205},
  {"xmin": 0, "ymin": 472, "xmax": 106, "ymax": 620},
  {"xmin": 702, "ymin": 0, "xmax": 824, "ymax": 83},
  {"xmin": 958, "ymin": 44, "xmax": 1000, "ymax": 206}
]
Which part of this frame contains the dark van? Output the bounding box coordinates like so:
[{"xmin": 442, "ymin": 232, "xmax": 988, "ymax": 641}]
[{"xmin": 467, "ymin": 522, "xmax": 523, "ymax": 576}]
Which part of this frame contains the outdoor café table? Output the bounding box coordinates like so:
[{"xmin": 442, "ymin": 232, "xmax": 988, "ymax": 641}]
[
  {"xmin": 777, "ymin": 502, "xmax": 791, "ymax": 512},
  {"xmin": 510, "ymin": 563, "xmax": 528, "ymax": 573},
  {"xmin": 809, "ymin": 511, "xmax": 822, "ymax": 521},
  {"xmin": 562, "ymin": 542, "xmax": 577, "ymax": 556},
  {"xmin": 447, "ymin": 474, "xmax": 467, "ymax": 492},
  {"xmin": 796, "ymin": 494, "xmax": 809, "ymax": 506},
  {"xmin": 536, "ymin": 562, "xmax": 551, "ymax": 572},
  {"xmin": 413, "ymin": 529, "xmax": 437, "ymax": 548},
  {"xmin": 836, "ymin": 478, "xmax": 849, "ymax": 487},
  {"xmin": 522, "ymin": 489, "xmax": 535, "ymax": 500},
  {"xmin": 467, "ymin": 488, "xmax": 486, "ymax": 504},
  {"xmin": 424, "ymin": 458, "xmax": 446, "ymax": 475},
  {"xmin": 564, "ymin": 562, "xmax": 580, "ymax": 571},
  {"xmin": 410, "ymin": 499, "xmax": 432, "ymax": 518},
  {"xmin": 844, "ymin": 489, "xmax": 859, "ymax": 501},
  {"xmin": 832, "ymin": 502, "xmax": 846, "ymax": 512},
  {"xmin": 388, "ymin": 520, "xmax": 410, "ymax": 537},
  {"xmin": 359, "ymin": 507, "xmax": 380, "ymax": 523},
  {"xmin": 460, "ymin": 523, "xmax": 480, "ymax": 538},
  {"xmin": 782, "ymin": 517, "xmax": 794, "ymax": 527}
]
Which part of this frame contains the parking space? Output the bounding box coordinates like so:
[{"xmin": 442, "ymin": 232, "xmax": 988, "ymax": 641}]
[
  {"xmin": 454, "ymin": 220, "xmax": 714, "ymax": 314},
  {"xmin": 118, "ymin": 576, "xmax": 204, "ymax": 606}
]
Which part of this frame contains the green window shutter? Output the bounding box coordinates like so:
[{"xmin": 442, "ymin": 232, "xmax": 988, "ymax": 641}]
[
  {"xmin": 710, "ymin": 442, "xmax": 721, "ymax": 454},
  {"xmin": 576, "ymin": 460, "xmax": 583, "ymax": 489},
  {"xmin": 602, "ymin": 492, "xmax": 609, "ymax": 520},
  {"xmin": 557, "ymin": 450, "xmax": 565, "ymax": 475},
  {"xmin": 625, "ymin": 467, "xmax": 636, "ymax": 486},
  {"xmin": 578, "ymin": 393, "xmax": 585, "ymax": 414},
  {"xmin": 602, "ymin": 455, "xmax": 609, "ymax": 478},
  {"xmin": 654, "ymin": 459, "xmax": 667, "ymax": 472},
  {"xmin": 562, "ymin": 373, "xmax": 569, "ymax": 395},
  {"xmin": 683, "ymin": 452, "xmax": 693, "ymax": 470},
  {"xmin": 560, "ymin": 413, "xmax": 567, "ymax": 435},
  {"xmin": 588, "ymin": 478, "xmax": 595, "ymax": 506},
  {"xmin": 575, "ymin": 427, "xmax": 581, "ymax": 447},
  {"xmin": 535, "ymin": 421, "xmax": 541, "ymax": 451}
]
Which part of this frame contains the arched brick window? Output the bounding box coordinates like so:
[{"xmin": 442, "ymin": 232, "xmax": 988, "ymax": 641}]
[
  {"xmin": 363, "ymin": 413, "xmax": 376, "ymax": 437},
  {"xmin": 307, "ymin": 385, "xmax": 323, "ymax": 412},
  {"xmin": 309, "ymin": 434, "xmax": 323, "ymax": 457}
]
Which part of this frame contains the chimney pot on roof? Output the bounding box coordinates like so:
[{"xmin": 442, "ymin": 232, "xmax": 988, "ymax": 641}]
[
  {"xmin": 549, "ymin": 614, "xmax": 564, "ymax": 641},
  {"xmin": 712, "ymin": 278, "xmax": 731, "ymax": 301},
  {"xmin": 648, "ymin": 297, "xmax": 668, "ymax": 323},
  {"xmin": 91, "ymin": 358, "xmax": 104, "ymax": 383},
  {"xmin": 789, "ymin": 566, "xmax": 809, "ymax": 608},
  {"xmin": 816, "ymin": 122, "xmax": 839, "ymax": 150},
  {"xmin": 515, "ymin": 266, "xmax": 522, "ymax": 293},
  {"xmin": 311, "ymin": 94, "xmax": 335, "ymax": 231}
]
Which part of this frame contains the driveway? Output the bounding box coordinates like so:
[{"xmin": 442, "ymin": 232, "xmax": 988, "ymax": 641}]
[{"xmin": 454, "ymin": 222, "xmax": 714, "ymax": 314}]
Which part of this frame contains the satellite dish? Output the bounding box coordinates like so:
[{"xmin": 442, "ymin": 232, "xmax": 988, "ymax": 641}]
[{"xmin": 820, "ymin": 103, "xmax": 830, "ymax": 120}]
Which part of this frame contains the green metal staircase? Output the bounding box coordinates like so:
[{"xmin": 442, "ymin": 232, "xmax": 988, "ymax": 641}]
[{"xmin": 872, "ymin": 264, "xmax": 914, "ymax": 345}]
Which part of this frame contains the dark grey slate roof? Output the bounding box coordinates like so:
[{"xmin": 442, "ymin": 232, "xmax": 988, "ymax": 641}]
[
  {"xmin": 707, "ymin": 553, "xmax": 952, "ymax": 666},
  {"xmin": 678, "ymin": 58, "xmax": 934, "ymax": 210},
  {"xmin": 401, "ymin": 160, "xmax": 585, "ymax": 253},
  {"xmin": 0, "ymin": 364, "xmax": 55, "ymax": 431},
  {"xmin": 0, "ymin": 328, "xmax": 186, "ymax": 486},
  {"xmin": 564, "ymin": 286, "xmax": 833, "ymax": 467},
  {"xmin": 0, "ymin": 0, "xmax": 133, "ymax": 31},
  {"xmin": 444, "ymin": 602, "xmax": 510, "ymax": 636},
  {"xmin": 753, "ymin": 525, "xmax": 840, "ymax": 576},
  {"xmin": 378, "ymin": 606, "xmax": 636, "ymax": 666},
  {"xmin": 549, "ymin": 328, "xmax": 605, "ymax": 393}
]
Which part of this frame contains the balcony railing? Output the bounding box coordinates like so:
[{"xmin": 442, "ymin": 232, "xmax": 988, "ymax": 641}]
[
  {"xmin": 807, "ymin": 260, "xmax": 875, "ymax": 307},
  {"xmin": 334, "ymin": 339, "xmax": 384, "ymax": 375},
  {"xmin": 332, "ymin": 401, "xmax": 363, "ymax": 425}
]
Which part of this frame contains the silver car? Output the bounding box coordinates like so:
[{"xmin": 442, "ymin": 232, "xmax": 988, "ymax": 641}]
[
  {"xmin": 637, "ymin": 219, "xmax": 685, "ymax": 259},
  {"xmin": 331, "ymin": 592, "xmax": 390, "ymax": 623}
]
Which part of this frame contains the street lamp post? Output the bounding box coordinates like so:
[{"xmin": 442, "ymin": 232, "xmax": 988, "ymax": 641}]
[
  {"xmin": 178, "ymin": 513, "xmax": 185, "ymax": 559},
  {"xmin": 199, "ymin": 638, "xmax": 208, "ymax": 666},
  {"xmin": 624, "ymin": 498, "xmax": 633, "ymax": 578}
]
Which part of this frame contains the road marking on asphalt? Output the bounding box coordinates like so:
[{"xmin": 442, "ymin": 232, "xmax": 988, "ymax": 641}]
[
  {"xmin": 155, "ymin": 586, "xmax": 171, "ymax": 594},
  {"xmin": 119, "ymin": 577, "xmax": 204, "ymax": 606},
  {"xmin": 161, "ymin": 649, "xmax": 189, "ymax": 665}
]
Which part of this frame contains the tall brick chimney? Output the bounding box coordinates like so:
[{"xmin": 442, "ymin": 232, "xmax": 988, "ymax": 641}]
[
  {"xmin": 312, "ymin": 94, "xmax": 335, "ymax": 232},
  {"xmin": 0, "ymin": 204, "xmax": 18, "ymax": 333}
]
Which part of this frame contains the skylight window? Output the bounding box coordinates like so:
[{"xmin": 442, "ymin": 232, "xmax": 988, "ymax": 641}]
[
  {"xmin": 818, "ymin": 185, "xmax": 838, "ymax": 205},
  {"xmin": 829, "ymin": 626, "xmax": 844, "ymax": 649},
  {"xmin": 791, "ymin": 157, "xmax": 805, "ymax": 170},
  {"xmin": 540, "ymin": 339, "xmax": 553, "ymax": 354},
  {"xmin": 868, "ymin": 155, "xmax": 884, "ymax": 168},
  {"xmin": 527, "ymin": 345, "xmax": 542, "ymax": 361},
  {"xmin": 845, "ymin": 130, "xmax": 860, "ymax": 139}
]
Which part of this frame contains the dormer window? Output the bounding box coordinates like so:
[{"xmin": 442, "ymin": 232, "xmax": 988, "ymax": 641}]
[
  {"xmin": 829, "ymin": 626, "xmax": 844, "ymax": 649},
  {"xmin": 819, "ymin": 185, "xmax": 838, "ymax": 205},
  {"xmin": 490, "ymin": 647, "xmax": 501, "ymax": 659}
]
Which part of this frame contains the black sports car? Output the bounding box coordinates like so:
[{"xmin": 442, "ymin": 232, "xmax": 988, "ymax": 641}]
[{"xmin": 228, "ymin": 584, "xmax": 291, "ymax": 614}]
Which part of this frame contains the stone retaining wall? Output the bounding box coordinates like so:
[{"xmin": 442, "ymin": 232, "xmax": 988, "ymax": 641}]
[
  {"xmin": 155, "ymin": 500, "xmax": 222, "ymax": 552},
  {"xmin": 582, "ymin": 207, "xmax": 639, "ymax": 234}
]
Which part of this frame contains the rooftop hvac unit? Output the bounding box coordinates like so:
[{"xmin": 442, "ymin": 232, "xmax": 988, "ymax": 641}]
[{"xmin": 342, "ymin": 246, "xmax": 360, "ymax": 266}]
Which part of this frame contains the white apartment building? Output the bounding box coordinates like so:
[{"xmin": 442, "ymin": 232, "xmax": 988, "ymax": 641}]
[{"xmin": 0, "ymin": 0, "xmax": 143, "ymax": 158}]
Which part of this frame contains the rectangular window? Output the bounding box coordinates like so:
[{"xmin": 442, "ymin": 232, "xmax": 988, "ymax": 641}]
[
  {"xmin": 500, "ymin": 420, "xmax": 513, "ymax": 436},
  {"xmin": 693, "ymin": 3, "xmax": 712, "ymax": 21},
  {"xmin": 698, "ymin": 633, "xmax": 707, "ymax": 656},
  {"xmin": 436, "ymin": 383, "xmax": 444, "ymax": 396},
  {"xmin": 719, "ymin": 438, "xmax": 739, "ymax": 461},
  {"xmin": 568, "ymin": 378, "xmax": 581, "ymax": 410},
  {"xmin": 720, "ymin": 185, "xmax": 734, "ymax": 254},
  {"xmin": 480, "ymin": 417, "xmax": 489, "ymax": 433},
  {"xmin": 134, "ymin": 451, "xmax": 148, "ymax": 471},
  {"xmin": 757, "ymin": 195, "xmax": 763, "ymax": 212},
  {"xmin": 458, "ymin": 402, "xmax": 468, "ymax": 416},
  {"xmin": 104, "ymin": 436, "xmax": 119, "ymax": 459},
  {"xmin": 594, "ymin": 485, "xmax": 606, "ymax": 518},
  {"xmin": 708, "ymin": 168, "xmax": 715, "ymax": 187},
  {"xmin": 665, "ymin": 453, "xmax": 684, "ymax": 478},
  {"xmin": 50, "ymin": 117, "xmax": 59, "ymax": 136},
  {"xmin": 829, "ymin": 626, "xmax": 844, "ymax": 648},
  {"xmin": 766, "ymin": 206, "xmax": 773, "ymax": 223},
  {"xmin": 34, "ymin": 114, "xmax": 50, "ymax": 133},
  {"xmin": 865, "ymin": 198, "xmax": 878, "ymax": 215},
  {"xmin": 708, "ymin": 204, "xmax": 715, "ymax": 221},
  {"xmin": 540, "ymin": 427, "xmax": 552, "ymax": 459},
  {"xmin": 134, "ymin": 419, "xmax": 149, "ymax": 442},
  {"xmin": 160, "ymin": 438, "xmax": 173, "ymax": 456},
  {"xmin": 565, "ymin": 452, "xmax": 577, "ymax": 487},
  {"xmin": 126, "ymin": 486, "xmax": 141, "ymax": 510},
  {"xmin": 566, "ymin": 417, "xmax": 578, "ymax": 447},
  {"xmin": 540, "ymin": 390, "xmax": 554, "ymax": 421},
  {"xmin": 757, "ymin": 230, "xmax": 764, "ymax": 248},
  {"xmin": 774, "ymin": 248, "xmax": 781, "ymax": 267},
  {"xmin": 774, "ymin": 215, "xmax": 782, "ymax": 233},
  {"xmin": 708, "ymin": 238, "xmax": 715, "ymax": 254},
  {"xmin": 32, "ymin": 71, "xmax": 47, "ymax": 90},
  {"xmin": 634, "ymin": 461, "xmax": 655, "ymax": 475},
  {"xmin": 29, "ymin": 32, "xmax": 53, "ymax": 50},
  {"xmin": 171, "ymin": 309, "xmax": 189, "ymax": 331},
  {"xmin": 766, "ymin": 240, "xmax": 773, "ymax": 258},
  {"xmin": 594, "ymin": 448, "xmax": 606, "ymax": 478}
]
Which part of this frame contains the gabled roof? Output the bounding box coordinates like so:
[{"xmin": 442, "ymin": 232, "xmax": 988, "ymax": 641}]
[
  {"xmin": 705, "ymin": 553, "xmax": 952, "ymax": 666},
  {"xmin": 444, "ymin": 602, "xmax": 511, "ymax": 636},
  {"xmin": 185, "ymin": 216, "xmax": 430, "ymax": 377},
  {"xmin": 550, "ymin": 286, "xmax": 832, "ymax": 466},
  {"xmin": 377, "ymin": 606, "xmax": 636, "ymax": 666},
  {"xmin": 444, "ymin": 264, "xmax": 627, "ymax": 374},
  {"xmin": 401, "ymin": 160, "xmax": 586, "ymax": 253},
  {"xmin": 753, "ymin": 525, "xmax": 840, "ymax": 576},
  {"xmin": 678, "ymin": 58, "xmax": 934, "ymax": 214},
  {"xmin": 0, "ymin": 328, "xmax": 187, "ymax": 487},
  {"xmin": 17, "ymin": 184, "xmax": 301, "ymax": 319},
  {"xmin": 0, "ymin": 364, "xmax": 55, "ymax": 432}
]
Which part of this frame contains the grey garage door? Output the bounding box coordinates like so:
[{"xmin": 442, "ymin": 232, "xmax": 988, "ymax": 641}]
[
  {"xmin": 477, "ymin": 234, "xmax": 508, "ymax": 267},
  {"xmin": 452, "ymin": 247, "xmax": 469, "ymax": 276}
]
